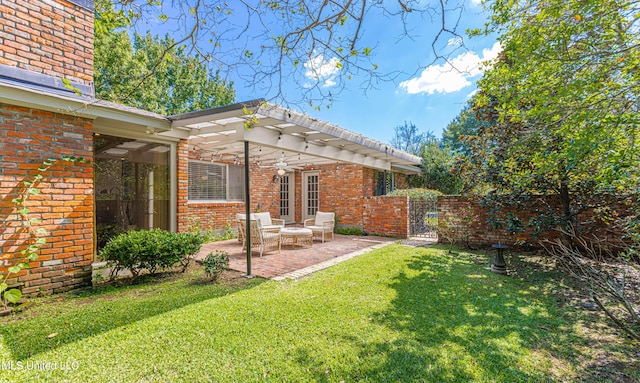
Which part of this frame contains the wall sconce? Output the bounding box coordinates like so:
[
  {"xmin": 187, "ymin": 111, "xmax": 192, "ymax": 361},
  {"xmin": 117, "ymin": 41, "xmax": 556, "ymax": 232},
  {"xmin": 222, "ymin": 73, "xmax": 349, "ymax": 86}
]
[{"xmin": 272, "ymin": 174, "xmax": 279, "ymax": 183}]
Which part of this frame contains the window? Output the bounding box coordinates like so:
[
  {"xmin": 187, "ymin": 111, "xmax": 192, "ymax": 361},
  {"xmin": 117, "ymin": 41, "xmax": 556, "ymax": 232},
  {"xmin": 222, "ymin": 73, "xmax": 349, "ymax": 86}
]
[
  {"xmin": 188, "ymin": 161, "xmax": 245, "ymax": 201},
  {"xmin": 374, "ymin": 170, "xmax": 395, "ymax": 196}
]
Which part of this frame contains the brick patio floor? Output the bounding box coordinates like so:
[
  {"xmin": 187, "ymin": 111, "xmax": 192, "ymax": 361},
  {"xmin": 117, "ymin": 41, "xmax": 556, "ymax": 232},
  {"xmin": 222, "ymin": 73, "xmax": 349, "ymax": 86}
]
[{"xmin": 195, "ymin": 234, "xmax": 401, "ymax": 279}]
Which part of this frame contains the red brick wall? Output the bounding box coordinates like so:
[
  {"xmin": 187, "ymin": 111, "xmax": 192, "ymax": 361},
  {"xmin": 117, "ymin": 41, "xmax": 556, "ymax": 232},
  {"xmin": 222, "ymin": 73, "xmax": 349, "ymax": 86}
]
[
  {"xmin": 291, "ymin": 163, "xmax": 370, "ymax": 227},
  {"xmin": 176, "ymin": 140, "xmax": 189, "ymax": 232},
  {"xmin": 437, "ymin": 195, "xmax": 625, "ymax": 248},
  {"xmin": 177, "ymin": 146, "xmax": 281, "ymax": 233},
  {"xmin": 319, "ymin": 163, "xmax": 364, "ymax": 227},
  {"xmin": 0, "ymin": 0, "xmax": 94, "ymax": 86},
  {"xmin": 364, "ymin": 195, "xmax": 410, "ymax": 238},
  {"xmin": 0, "ymin": 104, "xmax": 94, "ymax": 295},
  {"xmin": 177, "ymin": 150, "xmax": 413, "ymax": 237}
]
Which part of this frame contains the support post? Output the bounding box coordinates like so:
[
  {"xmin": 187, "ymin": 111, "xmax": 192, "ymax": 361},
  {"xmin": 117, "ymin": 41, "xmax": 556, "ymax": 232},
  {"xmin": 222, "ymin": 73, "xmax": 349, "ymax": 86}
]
[{"xmin": 244, "ymin": 141, "xmax": 252, "ymax": 277}]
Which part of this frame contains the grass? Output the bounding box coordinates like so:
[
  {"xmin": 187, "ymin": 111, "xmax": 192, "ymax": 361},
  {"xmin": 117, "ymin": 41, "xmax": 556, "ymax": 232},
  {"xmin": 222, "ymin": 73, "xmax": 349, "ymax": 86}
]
[{"xmin": 0, "ymin": 244, "xmax": 638, "ymax": 382}]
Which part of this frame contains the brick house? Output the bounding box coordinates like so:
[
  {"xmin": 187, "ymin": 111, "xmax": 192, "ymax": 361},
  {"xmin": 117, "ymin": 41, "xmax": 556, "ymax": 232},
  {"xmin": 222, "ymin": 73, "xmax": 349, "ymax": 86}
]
[{"xmin": 0, "ymin": 0, "xmax": 421, "ymax": 295}]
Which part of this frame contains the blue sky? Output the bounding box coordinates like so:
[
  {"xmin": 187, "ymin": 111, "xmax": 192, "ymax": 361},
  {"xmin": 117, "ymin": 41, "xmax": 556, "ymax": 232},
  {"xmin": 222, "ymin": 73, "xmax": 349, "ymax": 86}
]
[
  {"xmin": 140, "ymin": 0, "xmax": 498, "ymax": 144},
  {"xmin": 233, "ymin": 0, "xmax": 499, "ymax": 144}
]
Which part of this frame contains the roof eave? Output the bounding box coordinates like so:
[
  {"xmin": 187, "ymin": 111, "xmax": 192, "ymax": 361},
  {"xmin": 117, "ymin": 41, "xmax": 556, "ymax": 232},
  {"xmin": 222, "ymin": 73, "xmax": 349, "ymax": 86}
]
[{"xmin": 0, "ymin": 80, "xmax": 171, "ymax": 131}]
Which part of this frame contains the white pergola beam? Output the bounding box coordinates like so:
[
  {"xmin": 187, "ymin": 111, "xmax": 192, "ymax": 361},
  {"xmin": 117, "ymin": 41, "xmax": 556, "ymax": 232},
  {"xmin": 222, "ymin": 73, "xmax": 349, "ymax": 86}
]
[{"xmin": 241, "ymin": 126, "xmax": 391, "ymax": 170}]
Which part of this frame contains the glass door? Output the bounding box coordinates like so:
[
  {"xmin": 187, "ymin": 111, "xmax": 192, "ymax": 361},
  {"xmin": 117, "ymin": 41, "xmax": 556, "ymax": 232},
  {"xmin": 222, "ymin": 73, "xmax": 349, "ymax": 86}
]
[
  {"xmin": 279, "ymin": 173, "xmax": 294, "ymax": 223},
  {"xmin": 302, "ymin": 171, "xmax": 319, "ymax": 222},
  {"xmin": 94, "ymin": 134, "xmax": 170, "ymax": 250}
]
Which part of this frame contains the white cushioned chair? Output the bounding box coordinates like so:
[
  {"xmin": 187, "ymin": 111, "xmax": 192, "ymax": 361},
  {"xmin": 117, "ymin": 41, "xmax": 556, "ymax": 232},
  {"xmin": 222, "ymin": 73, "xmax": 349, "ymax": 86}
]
[
  {"xmin": 236, "ymin": 213, "xmax": 255, "ymax": 244},
  {"xmin": 254, "ymin": 212, "xmax": 285, "ymax": 230},
  {"xmin": 237, "ymin": 212, "xmax": 284, "ymax": 244},
  {"xmin": 304, "ymin": 212, "xmax": 335, "ymax": 243},
  {"xmin": 238, "ymin": 218, "xmax": 281, "ymax": 257}
]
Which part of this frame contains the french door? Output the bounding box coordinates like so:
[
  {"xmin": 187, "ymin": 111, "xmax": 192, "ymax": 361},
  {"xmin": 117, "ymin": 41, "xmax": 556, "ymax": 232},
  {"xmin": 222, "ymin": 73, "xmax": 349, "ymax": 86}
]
[
  {"xmin": 302, "ymin": 171, "xmax": 319, "ymax": 222},
  {"xmin": 279, "ymin": 173, "xmax": 294, "ymax": 223}
]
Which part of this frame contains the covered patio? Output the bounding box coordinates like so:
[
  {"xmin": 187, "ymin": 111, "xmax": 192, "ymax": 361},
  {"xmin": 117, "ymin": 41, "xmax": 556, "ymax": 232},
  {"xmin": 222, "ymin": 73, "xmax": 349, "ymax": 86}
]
[{"xmin": 165, "ymin": 100, "xmax": 422, "ymax": 277}]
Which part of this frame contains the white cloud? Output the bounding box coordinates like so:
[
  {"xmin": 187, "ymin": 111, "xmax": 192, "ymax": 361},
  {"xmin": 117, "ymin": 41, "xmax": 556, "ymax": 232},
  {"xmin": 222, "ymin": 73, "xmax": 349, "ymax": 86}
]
[
  {"xmin": 470, "ymin": 0, "xmax": 483, "ymax": 6},
  {"xmin": 447, "ymin": 37, "xmax": 463, "ymax": 47},
  {"xmin": 303, "ymin": 54, "xmax": 341, "ymax": 88},
  {"xmin": 466, "ymin": 89, "xmax": 480, "ymax": 99},
  {"xmin": 399, "ymin": 42, "xmax": 502, "ymax": 95}
]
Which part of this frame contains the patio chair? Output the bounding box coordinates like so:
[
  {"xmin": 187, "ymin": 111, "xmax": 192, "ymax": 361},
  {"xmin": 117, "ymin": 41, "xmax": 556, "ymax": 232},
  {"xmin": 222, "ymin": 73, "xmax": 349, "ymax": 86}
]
[
  {"xmin": 236, "ymin": 213, "xmax": 255, "ymax": 244},
  {"xmin": 236, "ymin": 212, "xmax": 284, "ymax": 244},
  {"xmin": 304, "ymin": 211, "xmax": 335, "ymax": 243},
  {"xmin": 254, "ymin": 212, "xmax": 285, "ymax": 230},
  {"xmin": 238, "ymin": 218, "xmax": 281, "ymax": 257}
]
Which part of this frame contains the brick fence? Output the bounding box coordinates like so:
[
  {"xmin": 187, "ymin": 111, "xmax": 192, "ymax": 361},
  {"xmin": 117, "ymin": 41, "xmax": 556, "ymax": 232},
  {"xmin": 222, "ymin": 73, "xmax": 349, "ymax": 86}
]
[
  {"xmin": 437, "ymin": 195, "xmax": 626, "ymax": 248},
  {"xmin": 364, "ymin": 195, "xmax": 409, "ymax": 238}
]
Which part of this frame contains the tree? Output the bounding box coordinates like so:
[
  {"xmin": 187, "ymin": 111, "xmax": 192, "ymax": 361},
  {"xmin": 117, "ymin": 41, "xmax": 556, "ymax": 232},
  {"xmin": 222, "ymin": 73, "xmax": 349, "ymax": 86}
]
[
  {"xmin": 420, "ymin": 140, "xmax": 463, "ymax": 194},
  {"xmin": 462, "ymin": 0, "xmax": 639, "ymax": 236},
  {"xmin": 95, "ymin": 0, "xmax": 235, "ymax": 114},
  {"xmin": 389, "ymin": 121, "xmax": 462, "ymax": 194},
  {"xmin": 442, "ymin": 99, "xmax": 490, "ymax": 157},
  {"xmin": 389, "ymin": 121, "xmax": 431, "ymax": 156},
  {"xmin": 96, "ymin": 0, "xmax": 469, "ymax": 109}
]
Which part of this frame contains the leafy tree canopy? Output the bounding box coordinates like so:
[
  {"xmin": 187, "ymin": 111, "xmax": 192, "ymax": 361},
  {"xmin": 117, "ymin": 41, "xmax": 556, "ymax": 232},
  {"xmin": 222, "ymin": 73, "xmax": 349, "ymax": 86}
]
[
  {"xmin": 390, "ymin": 121, "xmax": 434, "ymax": 156},
  {"xmin": 95, "ymin": 0, "xmax": 235, "ymax": 115},
  {"xmin": 389, "ymin": 121, "xmax": 463, "ymax": 194},
  {"xmin": 461, "ymin": 0, "xmax": 639, "ymax": 232},
  {"xmin": 443, "ymin": 99, "xmax": 491, "ymax": 157}
]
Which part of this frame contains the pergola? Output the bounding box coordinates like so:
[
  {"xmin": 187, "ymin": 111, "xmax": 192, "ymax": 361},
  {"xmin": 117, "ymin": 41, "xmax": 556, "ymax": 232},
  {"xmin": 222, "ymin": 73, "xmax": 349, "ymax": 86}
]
[
  {"xmin": 166, "ymin": 100, "xmax": 422, "ymax": 276},
  {"xmin": 167, "ymin": 99, "xmax": 421, "ymax": 173}
]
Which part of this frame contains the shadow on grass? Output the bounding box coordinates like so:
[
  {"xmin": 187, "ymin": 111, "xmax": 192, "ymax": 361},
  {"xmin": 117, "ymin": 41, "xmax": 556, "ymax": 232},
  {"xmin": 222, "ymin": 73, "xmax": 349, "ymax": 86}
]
[
  {"xmin": 308, "ymin": 246, "xmax": 586, "ymax": 382},
  {"xmin": 368, "ymin": 248, "xmax": 584, "ymax": 381},
  {"xmin": 0, "ymin": 270, "xmax": 265, "ymax": 360}
]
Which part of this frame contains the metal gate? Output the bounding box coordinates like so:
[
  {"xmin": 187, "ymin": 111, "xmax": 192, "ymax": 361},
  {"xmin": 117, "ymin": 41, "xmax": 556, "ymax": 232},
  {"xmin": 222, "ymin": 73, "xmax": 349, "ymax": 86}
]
[{"xmin": 409, "ymin": 199, "xmax": 438, "ymax": 238}]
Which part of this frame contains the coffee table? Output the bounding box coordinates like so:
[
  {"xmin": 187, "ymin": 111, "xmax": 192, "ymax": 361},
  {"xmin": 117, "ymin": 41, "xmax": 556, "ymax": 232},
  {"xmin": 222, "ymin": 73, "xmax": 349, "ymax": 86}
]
[{"xmin": 280, "ymin": 228, "xmax": 313, "ymax": 248}]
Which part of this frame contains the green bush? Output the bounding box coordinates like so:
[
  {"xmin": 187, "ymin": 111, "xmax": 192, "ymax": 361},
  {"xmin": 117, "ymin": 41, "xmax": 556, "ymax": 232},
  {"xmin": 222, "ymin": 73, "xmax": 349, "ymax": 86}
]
[
  {"xmin": 335, "ymin": 227, "xmax": 365, "ymax": 236},
  {"xmin": 388, "ymin": 188, "xmax": 443, "ymax": 200},
  {"xmin": 96, "ymin": 223, "xmax": 126, "ymax": 251},
  {"xmin": 100, "ymin": 229, "xmax": 204, "ymax": 278},
  {"xmin": 201, "ymin": 250, "xmax": 229, "ymax": 281}
]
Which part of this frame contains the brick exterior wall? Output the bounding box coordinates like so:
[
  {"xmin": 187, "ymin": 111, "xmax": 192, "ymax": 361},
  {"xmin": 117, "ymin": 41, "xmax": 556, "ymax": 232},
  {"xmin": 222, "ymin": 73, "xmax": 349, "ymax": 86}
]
[
  {"xmin": 0, "ymin": 104, "xmax": 94, "ymax": 295},
  {"xmin": 0, "ymin": 0, "xmax": 94, "ymax": 86},
  {"xmin": 177, "ymin": 143, "xmax": 281, "ymax": 233},
  {"xmin": 176, "ymin": 140, "xmax": 189, "ymax": 232},
  {"xmin": 437, "ymin": 195, "xmax": 625, "ymax": 248},
  {"xmin": 364, "ymin": 195, "xmax": 410, "ymax": 238},
  {"xmin": 317, "ymin": 163, "xmax": 366, "ymax": 227},
  {"xmin": 177, "ymin": 152, "xmax": 410, "ymax": 237}
]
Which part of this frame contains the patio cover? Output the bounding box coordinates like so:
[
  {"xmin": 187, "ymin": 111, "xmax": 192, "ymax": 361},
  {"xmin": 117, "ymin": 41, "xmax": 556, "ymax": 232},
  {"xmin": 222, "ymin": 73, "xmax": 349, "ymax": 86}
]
[
  {"xmin": 166, "ymin": 99, "xmax": 422, "ymax": 173},
  {"xmin": 166, "ymin": 100, "xmax": 422, "ymax": 277}
]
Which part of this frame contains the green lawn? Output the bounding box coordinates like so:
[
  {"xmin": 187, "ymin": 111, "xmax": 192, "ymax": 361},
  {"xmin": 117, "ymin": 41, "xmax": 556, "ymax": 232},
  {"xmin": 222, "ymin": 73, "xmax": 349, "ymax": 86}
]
[{"xmin": 0, "ymin": 244, "xmax": 636, "ymax": 382}]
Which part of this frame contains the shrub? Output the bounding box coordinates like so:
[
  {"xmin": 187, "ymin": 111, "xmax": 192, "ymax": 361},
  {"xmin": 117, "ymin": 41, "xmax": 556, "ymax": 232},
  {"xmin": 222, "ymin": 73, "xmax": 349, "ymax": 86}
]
[
  {"xmin": 96, "ymin": 223, "xmax": 126, "ymax": 251},
  {"xmin": 388, "ymin": 188, "xmax": 443, "ymax": 200},
  {"xmin": 100, "ymin": 229, "xmax": 204, "ymax": 278},
  {"xmin": 201, "ymin": 250, "xmax": 229, "ymax": 281},
  {"xmin": 335, "ymin": 227, "xmax": 365, "ymax": 236}
]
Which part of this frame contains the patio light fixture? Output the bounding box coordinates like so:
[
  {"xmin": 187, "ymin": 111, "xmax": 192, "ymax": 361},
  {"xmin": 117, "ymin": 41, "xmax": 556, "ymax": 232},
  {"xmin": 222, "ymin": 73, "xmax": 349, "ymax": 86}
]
[{"xmin": 275, "ymin": 153, "xmax": 287, "ymax": 176}]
